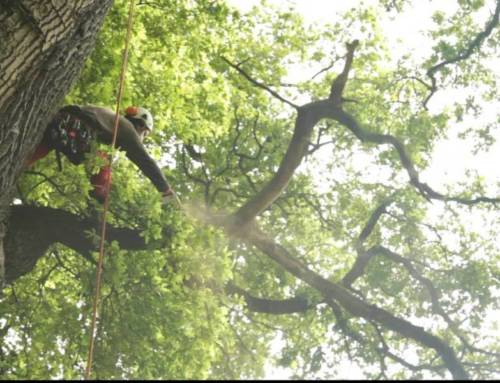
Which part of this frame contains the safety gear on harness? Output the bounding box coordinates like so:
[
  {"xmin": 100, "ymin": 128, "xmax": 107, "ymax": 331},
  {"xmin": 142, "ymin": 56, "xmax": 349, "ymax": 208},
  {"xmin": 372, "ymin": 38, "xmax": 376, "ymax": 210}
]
[
  {"xmin": 125, "ymin": 106, "xmax": 154, "ymax": 132},
  {"xmin": 47, "ymin": 111, "xmax": 95, "ymax": 166},
  {"xmin": 89, "ymin": 151, "xmax": 112, "ymax": 203}
]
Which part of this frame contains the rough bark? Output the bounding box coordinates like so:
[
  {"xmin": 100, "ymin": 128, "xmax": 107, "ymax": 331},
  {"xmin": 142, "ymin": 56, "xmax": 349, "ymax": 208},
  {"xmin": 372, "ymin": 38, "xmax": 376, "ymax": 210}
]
[{"xmin": 0, "ymin": 0, "xmax": 114, "ymax": 284}]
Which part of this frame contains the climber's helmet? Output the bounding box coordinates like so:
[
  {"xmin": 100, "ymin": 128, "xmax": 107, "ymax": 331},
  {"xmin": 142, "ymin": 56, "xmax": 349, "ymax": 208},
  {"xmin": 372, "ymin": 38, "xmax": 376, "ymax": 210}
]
[{"xmin": 125, "ymin": 106, "xmax": 154, "ymax": 140}]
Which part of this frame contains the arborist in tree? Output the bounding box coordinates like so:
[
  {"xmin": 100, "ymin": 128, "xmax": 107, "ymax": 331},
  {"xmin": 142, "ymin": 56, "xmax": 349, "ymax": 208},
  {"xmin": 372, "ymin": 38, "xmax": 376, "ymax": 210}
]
[{"xmin": 26, "ymin": 105, "xmax": 176, "ymax": 204}]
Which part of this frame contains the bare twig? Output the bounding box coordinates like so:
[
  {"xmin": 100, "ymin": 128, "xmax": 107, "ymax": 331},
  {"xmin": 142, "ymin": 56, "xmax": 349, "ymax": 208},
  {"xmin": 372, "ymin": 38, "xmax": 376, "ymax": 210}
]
[
  {"xmin": 222, "ymin": 56, "xmax": 300, "ymax": 109},
  {"xmin": 311, "ymin": 59, "xmax": 338, "ymax": 80},
  {"xmin": 23, "ymin": 170, "xmax": 68, "ymax": 197}
]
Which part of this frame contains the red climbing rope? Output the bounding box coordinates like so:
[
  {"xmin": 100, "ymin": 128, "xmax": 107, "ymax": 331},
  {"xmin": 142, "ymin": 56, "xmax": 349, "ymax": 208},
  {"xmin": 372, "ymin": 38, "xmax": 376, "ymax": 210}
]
[{"xmin": 84, "ymin": 0, "xmax": 135, "ymax": 378}]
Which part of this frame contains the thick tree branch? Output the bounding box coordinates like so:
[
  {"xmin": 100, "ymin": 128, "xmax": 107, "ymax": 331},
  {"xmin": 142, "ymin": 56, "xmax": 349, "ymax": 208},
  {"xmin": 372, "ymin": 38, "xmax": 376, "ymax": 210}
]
[
  {"xmin": 184, "ymin": 143, "xmax": 203, "ymax": 162},
  {"xmin": 343, "ymin": 244, "xmax": 500, "ymax": 360},
  {"xmin": 230, "ymin": 99, "xmax": 334, "ymax": 228},
  {"xmin": 4, "ymin": 205, "xmax": 152, "ymax": 283},
  {"xmin": 0, "ymin": 0, "xmax": 114, "ymax": 286},
  {"xmin": 342, "ymin": 246, "xmax": 378, "ymax": 289},
  {"xmin": 231, "ymin": 97, "xmax": 498, "ymax": 234},
  {"xmin": 227, "ymin": 38, "xmax": 497, "ymax": 233},
  {"xmin": 356, "ymin": 197, "xmax": 394, "ymax": 251},
  {"xmin": 329, "ymin": 40, "xmax": 359, "ymax": 104},
  {"xmin": 0, "ymin": 2, "xmax": 494, "ymax": 378},
  {"xmin": 343, "ymin": 198, "xmax": 395, "ymax": 287},
  {"xmin": 330, "ymin": 108, "xmax": 500, "ymax": 205},
  {"xmin": 226, "ymin": 43, "xmax": 359, "ymax": 226},
  {"xmin": 231, "ymin": 224, "xmax": 468, "ymax": 379},
  {"xmin": 224, "ymin": 41, "xmax": 368, "ymax": 228},
  {"xmin": 226, "ymin": 282, "xmax": 312, "ymax": 314}
]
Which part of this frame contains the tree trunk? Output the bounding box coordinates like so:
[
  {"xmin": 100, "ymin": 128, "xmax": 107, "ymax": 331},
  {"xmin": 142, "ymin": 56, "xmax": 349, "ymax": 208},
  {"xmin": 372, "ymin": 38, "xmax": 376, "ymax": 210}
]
[{"xmin": 0, "ymin": 0, "xmax": 114, "ymax": 284}]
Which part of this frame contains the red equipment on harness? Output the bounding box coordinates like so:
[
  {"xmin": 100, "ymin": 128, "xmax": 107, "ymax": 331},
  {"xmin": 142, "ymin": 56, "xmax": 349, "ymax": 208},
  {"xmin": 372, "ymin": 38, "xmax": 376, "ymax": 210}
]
[{"xmin": 89, "ymin": 152, "xmax": 112, "ymax": 203}]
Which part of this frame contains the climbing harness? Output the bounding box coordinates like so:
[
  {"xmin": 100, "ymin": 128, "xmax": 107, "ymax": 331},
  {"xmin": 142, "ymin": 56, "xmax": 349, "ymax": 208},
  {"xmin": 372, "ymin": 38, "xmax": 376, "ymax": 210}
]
[
  {"xmin": 84, "ymin": 0, "xmax": 135, "ymax": 378},
  {"xmin": 47, "ymin": 111, "xmax": 95, "ymax": 169}
]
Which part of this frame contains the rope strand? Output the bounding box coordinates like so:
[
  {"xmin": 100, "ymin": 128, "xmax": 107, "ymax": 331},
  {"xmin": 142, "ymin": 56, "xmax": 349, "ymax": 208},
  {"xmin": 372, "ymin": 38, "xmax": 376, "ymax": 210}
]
[{"xmin": 84, "ymin": 0, "xmax": 135, "ymax": 378}]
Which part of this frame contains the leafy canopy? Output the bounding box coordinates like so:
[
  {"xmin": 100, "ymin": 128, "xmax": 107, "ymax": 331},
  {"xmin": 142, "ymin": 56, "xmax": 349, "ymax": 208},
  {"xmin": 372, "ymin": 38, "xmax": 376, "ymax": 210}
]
[{"xmin": 2, "ymin": 0, "xmax": 499, "ymax": 379}]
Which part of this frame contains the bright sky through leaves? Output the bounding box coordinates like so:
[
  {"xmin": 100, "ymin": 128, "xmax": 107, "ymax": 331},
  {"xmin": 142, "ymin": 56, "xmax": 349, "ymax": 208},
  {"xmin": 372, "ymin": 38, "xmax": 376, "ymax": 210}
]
[
  {"xmin": 226, "ymin": 0, "xmax": 500, "ymax": 379},
  {"xmin": 2, "ymin": 0, "xmax": 499, "ymax": 379}
]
